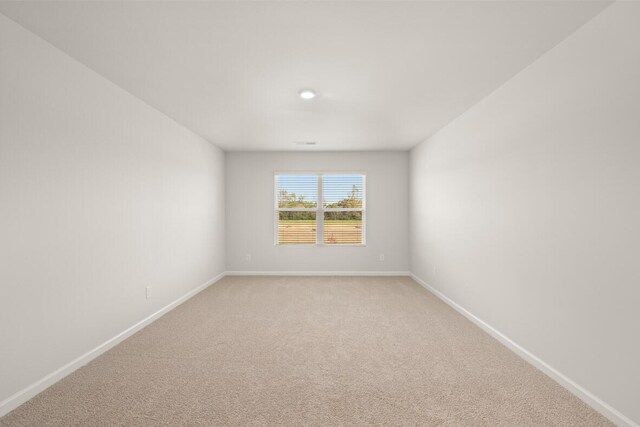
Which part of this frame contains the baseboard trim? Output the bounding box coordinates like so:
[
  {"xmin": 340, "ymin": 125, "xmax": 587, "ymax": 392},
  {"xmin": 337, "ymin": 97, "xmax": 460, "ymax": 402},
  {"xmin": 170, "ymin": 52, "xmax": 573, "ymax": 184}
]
[
  {"xmin": 0, "ymin": 271, "xmax": 227, "ymax": 418},
  {"xmin": 6, "ymin": 271, "xmax": 631, "ymax": 425},
  {"xmin": 409, "ymin": 273, "xmax": 638, "ymax": 427},
  {"xmin": 225, "ymin": 270, "xmax": 411, "ymax": 276}
]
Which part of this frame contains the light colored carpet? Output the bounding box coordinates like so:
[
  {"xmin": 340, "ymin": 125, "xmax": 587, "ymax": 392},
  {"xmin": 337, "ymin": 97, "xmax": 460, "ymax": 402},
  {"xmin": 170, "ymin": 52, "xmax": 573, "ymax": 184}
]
[{"xmin": 1, "ymin": 276, "xmax": 611, "ymax": 426}]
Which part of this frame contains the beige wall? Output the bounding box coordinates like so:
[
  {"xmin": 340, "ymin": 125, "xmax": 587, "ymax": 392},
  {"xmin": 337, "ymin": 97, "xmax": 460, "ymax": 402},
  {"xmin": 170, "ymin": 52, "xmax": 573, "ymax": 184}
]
[
  {"xmin": 410, "ymin": 3, "xmax": 640, "ymax": 425},
  {"xmin": 0, "ymin": 14, "xmax": 226, "ymax": 406},
  {"xmin": 226, "ymin": 151, "xmax": 409, "ymax": 273}
]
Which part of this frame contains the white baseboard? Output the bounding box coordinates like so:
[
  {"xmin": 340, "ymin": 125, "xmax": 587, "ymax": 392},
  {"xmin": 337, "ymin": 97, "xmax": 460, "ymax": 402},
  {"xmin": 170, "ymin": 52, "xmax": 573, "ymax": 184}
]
[
  {"xmin": 7, "ymin": 271, "xmax": 631, "ymax": 426},
  {"xmin": 0, "ymin": 271, "xmax": 226, "ymax": 418},
  {"xmin": 409, "ymin": 273, "xmax": 638, "ymax": 427},
  {"xmin": 225, "ymin": 270, "xmax": 411, "ymax": 276},
  {"xmin": 0, "ymin": 270, "xmax": 405, "ymax": 418}
]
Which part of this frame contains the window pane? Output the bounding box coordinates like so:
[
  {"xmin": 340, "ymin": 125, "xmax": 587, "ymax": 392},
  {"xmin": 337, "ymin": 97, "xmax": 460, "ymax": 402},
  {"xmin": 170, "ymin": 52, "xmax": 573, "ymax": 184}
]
[
  {"xmin": 276, "ymin": 175, "xmax": 318, "ymax": 208},
  {"xmin": 324, "ymin": 211, "xmax": 362, "ymax": 244},
  {"xmin": 323, "ymin": 175, "xmax": 363, "ymax": 208},
  {"xmin": 278, "ymin": 211, "xmax": 317, "ymax": 244}
]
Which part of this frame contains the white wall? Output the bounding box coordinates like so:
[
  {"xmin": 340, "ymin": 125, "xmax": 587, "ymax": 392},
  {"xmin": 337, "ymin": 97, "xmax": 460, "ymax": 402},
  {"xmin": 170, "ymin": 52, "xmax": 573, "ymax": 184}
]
[
  {"xmin": 0, "ymin": 14, "xmax": 226, "ymax": 407},
  {"xmin": 410, "ymin": 2, "xmax": 640, "ymax": 425},
  {"xmin": 226, "ymin": 152, "xmax": 409, "ymax": 273}
]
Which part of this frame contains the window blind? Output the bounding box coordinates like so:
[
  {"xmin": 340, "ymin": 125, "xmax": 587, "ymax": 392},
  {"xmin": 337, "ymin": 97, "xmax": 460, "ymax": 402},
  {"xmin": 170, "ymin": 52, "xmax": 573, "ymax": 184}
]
[
  {"xmin": 322, "ymin": 175, "xmax": 364, "ymax": 245},
  {"xmin": 275, "ymin": 174, "xmax": 365, "ymax": 245},
  {"xmin": 275, "ymin": 175, "xmax": 318, "ymax": 244}
]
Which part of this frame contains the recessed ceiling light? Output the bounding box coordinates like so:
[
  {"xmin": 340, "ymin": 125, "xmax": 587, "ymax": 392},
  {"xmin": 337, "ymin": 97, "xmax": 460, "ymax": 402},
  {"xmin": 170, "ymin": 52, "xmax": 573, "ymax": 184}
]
[{"xmin": 299, "ymin": 89, "xmax": 316, "ymax": 100}]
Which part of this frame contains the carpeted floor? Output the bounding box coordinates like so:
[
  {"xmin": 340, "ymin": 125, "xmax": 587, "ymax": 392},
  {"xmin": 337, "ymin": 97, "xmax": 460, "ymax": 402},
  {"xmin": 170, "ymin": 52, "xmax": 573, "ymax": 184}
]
[{"xmin": 0, "ymin": 276, "xmax": 611, "ymax": 426}]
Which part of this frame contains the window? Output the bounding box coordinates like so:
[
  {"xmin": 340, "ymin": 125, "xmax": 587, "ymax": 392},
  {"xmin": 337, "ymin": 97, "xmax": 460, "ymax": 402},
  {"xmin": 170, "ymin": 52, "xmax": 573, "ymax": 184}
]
[{"xmin": 275, "ymin": 174, "xmax": 365, "ymax": 245}]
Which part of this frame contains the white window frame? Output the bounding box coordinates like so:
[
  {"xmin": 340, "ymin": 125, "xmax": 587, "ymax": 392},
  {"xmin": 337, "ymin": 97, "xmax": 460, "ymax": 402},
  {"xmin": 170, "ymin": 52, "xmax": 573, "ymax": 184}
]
[{"xmin": 274, "ymin": 172, "xmax": 366, "ymax": 246}]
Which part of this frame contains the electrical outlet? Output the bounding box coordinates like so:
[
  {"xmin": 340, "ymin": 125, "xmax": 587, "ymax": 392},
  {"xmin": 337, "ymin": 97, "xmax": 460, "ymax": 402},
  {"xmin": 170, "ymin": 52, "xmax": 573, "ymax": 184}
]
[
  {"xmin": 146, "ymin": 286, "xmax": 152, "ymax": 299},
  {"xmin": 246, "ymin": 253, "xmax": 252, "ymax": 262},
  {"xmin": 379, "ymin": 254, "xmax": 385, "ymax": 261}
]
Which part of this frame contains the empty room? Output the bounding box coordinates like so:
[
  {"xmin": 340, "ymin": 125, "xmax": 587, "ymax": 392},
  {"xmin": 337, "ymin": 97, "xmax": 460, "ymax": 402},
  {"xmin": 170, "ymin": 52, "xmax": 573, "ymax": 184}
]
[{"xmin": 0, "ymin": 1, "xmax": 638, "ymax": 426}]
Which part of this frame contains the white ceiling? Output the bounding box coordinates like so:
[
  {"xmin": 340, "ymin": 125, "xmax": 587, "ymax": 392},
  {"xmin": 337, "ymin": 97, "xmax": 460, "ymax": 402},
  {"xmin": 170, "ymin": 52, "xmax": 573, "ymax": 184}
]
[{"xmin": 0, "ymin": 1, "xmax": 610, "ymax": 151}]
